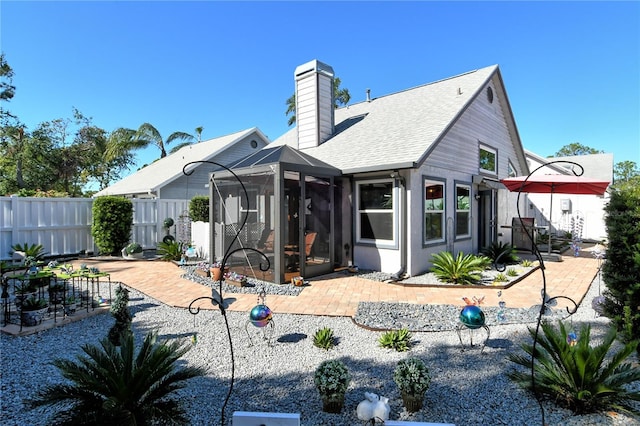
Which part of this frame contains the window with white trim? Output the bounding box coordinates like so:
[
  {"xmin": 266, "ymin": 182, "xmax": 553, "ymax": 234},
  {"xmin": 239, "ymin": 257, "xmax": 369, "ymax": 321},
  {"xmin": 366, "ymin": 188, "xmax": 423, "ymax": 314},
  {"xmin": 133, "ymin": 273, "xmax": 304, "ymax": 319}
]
[
  {"xmin": 424, "ymin": 178, "xmax": 445, "ymax": 243},
  {"xmin": 356, "ymin": 179, "xmax": 395, "ymax": 243},
  {"xmin": 479, "ymin": 145, "xmax": 497, "ymax": 174},
  {"xmin": 455, "ymin": 184, "xmax": 471, "ymax": 238},
  {"xmin": 508, "ymin": 160, "xmax": 517, "ymax": 177}
]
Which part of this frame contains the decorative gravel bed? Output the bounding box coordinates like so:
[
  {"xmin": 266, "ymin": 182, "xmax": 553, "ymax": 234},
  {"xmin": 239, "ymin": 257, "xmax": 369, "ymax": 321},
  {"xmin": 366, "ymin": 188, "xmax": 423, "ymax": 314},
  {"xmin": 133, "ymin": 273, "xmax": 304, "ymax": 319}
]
[{"xmin": 3, "ymin": 272, "xmax": 637, "ymax": 426}]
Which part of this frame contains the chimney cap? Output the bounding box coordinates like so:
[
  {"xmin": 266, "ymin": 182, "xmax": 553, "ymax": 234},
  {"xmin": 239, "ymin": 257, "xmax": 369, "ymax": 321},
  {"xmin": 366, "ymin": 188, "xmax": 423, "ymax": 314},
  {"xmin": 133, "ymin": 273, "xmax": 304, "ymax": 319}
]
[{"xmin": 295, "ymin": 59, "xmax": 334, "ymax": 79}]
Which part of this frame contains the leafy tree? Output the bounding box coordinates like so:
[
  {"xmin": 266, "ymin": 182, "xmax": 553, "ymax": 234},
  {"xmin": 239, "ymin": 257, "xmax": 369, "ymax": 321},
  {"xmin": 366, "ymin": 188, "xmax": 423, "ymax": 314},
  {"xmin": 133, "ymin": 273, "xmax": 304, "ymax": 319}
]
[
  {"xmin": 107, "ymin": 123, "xmax": 193, "ymax": 160},
  {"xmin": 552, "ymin": 142, "xmax": 603, "ymax": 157},
  {"xmin": 285, "ymin": 77, "xmax": 351, "ymax": 126},
  {"xmin": 0, "ymin": 53, "xmax": 15, "ymax": 103},
  {"xmin": 30, "ymin": 330, "xmax": 207, "ymax": 425},
  {"xmin": 614, "ymin": 160, "xmax": 640, "ymax": 185}
]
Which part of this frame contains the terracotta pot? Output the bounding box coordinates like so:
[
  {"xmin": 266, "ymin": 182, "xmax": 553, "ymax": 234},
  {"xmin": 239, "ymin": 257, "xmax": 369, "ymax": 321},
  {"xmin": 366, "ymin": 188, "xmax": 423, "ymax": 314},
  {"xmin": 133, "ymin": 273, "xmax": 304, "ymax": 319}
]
[
  {"xmin": 401, "ymin": 393, "xmax": 423, "ymax": 412},
  {"xmin": 210, "ymin": 267, "xmax": 222, "ymax": 281}
]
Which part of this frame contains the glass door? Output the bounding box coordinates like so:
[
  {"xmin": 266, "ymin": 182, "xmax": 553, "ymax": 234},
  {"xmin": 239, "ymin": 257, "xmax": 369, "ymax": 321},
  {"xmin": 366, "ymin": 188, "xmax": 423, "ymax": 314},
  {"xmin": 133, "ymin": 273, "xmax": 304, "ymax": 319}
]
[{"xmin": 303, "ymin": 174, "xmax": 332, "ymax": 276}]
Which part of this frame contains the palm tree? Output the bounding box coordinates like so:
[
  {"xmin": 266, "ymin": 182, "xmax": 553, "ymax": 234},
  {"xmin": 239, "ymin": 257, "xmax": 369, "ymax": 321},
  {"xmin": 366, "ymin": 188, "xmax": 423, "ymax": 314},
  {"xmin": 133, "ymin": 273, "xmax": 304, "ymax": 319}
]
[
  {"xmin": 285, "ymin": 77, "xmax": 351, "ymax": 126},
  {"xmin": 30, "ymin": 330, "xmax": 206, "ymax": 425},
  {"xmin": 105, "ymin": 123, "xmax": 193, "ymax": 161}
]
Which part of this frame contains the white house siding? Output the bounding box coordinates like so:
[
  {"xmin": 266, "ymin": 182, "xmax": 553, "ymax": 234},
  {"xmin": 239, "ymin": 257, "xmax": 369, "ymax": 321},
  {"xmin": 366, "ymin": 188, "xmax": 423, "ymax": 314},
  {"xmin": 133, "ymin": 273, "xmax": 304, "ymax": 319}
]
[
  {"xmin": 160, "ymin": 136, "xmax": 264, "ymax": 200},
  {"xmin": 404, "ymin": 81, "xmax": 525, "ymax": 276},
  {"xmin": 296, "ymin": 72, "xmax": 334, "ymax": 150}
]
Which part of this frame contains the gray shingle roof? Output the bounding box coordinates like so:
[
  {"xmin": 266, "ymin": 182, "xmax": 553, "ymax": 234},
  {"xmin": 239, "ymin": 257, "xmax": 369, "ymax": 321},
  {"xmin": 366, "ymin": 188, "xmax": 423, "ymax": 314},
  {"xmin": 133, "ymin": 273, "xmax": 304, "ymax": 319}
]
[
  {"xmin": 273, "ymin": 65, "xmax": 499, "ymax": 174},
  {"xmin": 95, "ymin": 127, "xmax": 267, "ymax": 197}
]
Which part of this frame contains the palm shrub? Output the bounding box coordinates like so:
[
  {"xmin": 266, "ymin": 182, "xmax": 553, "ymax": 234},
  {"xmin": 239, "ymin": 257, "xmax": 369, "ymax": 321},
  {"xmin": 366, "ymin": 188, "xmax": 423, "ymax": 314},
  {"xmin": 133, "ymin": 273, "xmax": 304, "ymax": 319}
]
[
  {"xmin": 379, "ymin": 328, "xmax": 413, "ymax": 352},
  {"xmin": 30, "ymin": 330, "xmax": 206, "ymax": 425},
  {"xmin": 507, "ymin": 321, "xmax": 640, "ymax": 416},
  {"xmin": 431, "ymin": 251, "xmax": 489, "ymax": 285},
  {"xmin": 10, "ymin": 242, "xmax": 46, "ymax": 259},
  {"xmin": 481, "ymin": 241, "xmax": 519, "ymax": 265},
  {"xmin": 157, "ymin": 240, "xmax": 184, "ymax": 261},
  {"xmin": 313, "ymin": 327, "xmax": 336, "ymax": 350}
]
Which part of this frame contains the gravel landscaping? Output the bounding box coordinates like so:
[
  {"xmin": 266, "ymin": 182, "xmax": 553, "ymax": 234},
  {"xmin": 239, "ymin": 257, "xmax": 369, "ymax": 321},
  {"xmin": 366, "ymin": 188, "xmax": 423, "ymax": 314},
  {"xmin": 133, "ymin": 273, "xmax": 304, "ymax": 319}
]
[{"xmin": 1, "ymin": 272, "xmax": 638, "ymax": 426}]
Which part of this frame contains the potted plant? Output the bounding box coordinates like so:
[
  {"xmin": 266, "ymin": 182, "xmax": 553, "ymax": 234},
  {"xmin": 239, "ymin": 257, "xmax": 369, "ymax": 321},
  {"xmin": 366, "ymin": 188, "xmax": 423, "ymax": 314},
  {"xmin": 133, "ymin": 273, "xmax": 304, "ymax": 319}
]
[
  {"xmin": 209, "ymin": 261, "xmax": 225, "ymax": 281},
  {"xmin": 122, "ymin": 242, "xmax": 143, "ymax": 259},
  {"xmin": 314, "ymin": 359, "xmax": 350, "ymax": 413},
  {"xmin": 63, "ymin": 296, "xmax": 78, "ymax": 315},
  {"xmin": 194, "ymin": 261, "xmax": 210, "ymax": 278},
  {"xmin": 20, "ymin": 296, "xmax": 48, "ymax": 326},
  {"xmin": 48, "ymin": 282, "xmax": 65, "ymax": 304},
  {"xmin": 14, "ymin": 282, "xmax": 38, "ymax": 308},
  {"xmin": 393, "ymin": 357, "xmax": 431, "ymax": 412}
]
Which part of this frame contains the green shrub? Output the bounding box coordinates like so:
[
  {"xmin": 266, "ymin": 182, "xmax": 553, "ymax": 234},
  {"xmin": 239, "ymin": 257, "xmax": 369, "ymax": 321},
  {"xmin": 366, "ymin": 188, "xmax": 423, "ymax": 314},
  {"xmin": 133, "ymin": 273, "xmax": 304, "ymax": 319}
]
[
  {"xmin": 431, "ymin": 251, "xmax": 489, "ymax": 285},
  {"xmin": 602, "ymin": 187, "xmax": 640, "ymax": 353},
  {"xmin": 506, "ymin": 267, "xmax": 519, "ymax": 277},
  {"xmin": 9, "ymin": 242, "xmax": 47, "ymax": 259},
  {"xmin": 481, "ymin": 241, "xmax": 519, "ymax": 264},
  {"xmin": 394, "ymin": 357, "xmax": 431, "ymax": 396},
  {"xmin": 507, "ymin": 321, "xmax": 640, "ymax": 416},
  {"xmin": 379, "ymin": 328, "xmax": 412, "ymax": 352},
  {"xmin": 189, "ymin": 196, "xmax": 209, "ymax": 222},
  {"xmin": 30, "ymin": 330, "xmax": 206, "ymax": 425},
  {"xmin": 91, "ymin": 196, "xmax": 133, "ymax": 256},
  {"xmin": 313, "ymin": 327, "xmax": 336, "ymax": 350},
  {"xmin": 157, "ymin": 240, "xmax": 184, "ymax": 261},
  {"xmin": 124, "ymin": 242, "xmax": 142, "ymax": 255}
]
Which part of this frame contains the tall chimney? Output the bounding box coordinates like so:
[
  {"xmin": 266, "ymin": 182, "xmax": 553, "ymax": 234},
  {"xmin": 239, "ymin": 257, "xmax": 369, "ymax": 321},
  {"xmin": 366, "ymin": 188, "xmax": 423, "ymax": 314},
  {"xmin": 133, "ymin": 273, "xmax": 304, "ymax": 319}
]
[{"xmin": 294, "ymin": 60, "xmax": 334, "ymax": 150}]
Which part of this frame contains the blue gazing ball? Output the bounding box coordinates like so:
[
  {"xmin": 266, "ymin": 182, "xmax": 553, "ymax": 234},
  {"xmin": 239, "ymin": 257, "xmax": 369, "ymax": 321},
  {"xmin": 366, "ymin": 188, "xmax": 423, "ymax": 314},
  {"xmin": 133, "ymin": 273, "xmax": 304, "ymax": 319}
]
[
  {"xmin": 459, "ymin": 305, "xmax": 486, "ymax": 329},
  {"xmin": 249, "ymin": 304, "xmax": 272, "ymax": 328}
]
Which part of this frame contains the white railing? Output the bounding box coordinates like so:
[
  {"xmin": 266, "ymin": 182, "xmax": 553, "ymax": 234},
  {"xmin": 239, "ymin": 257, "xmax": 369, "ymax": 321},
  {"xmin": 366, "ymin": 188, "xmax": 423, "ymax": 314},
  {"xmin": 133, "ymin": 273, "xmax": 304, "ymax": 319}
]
[{"xmin": 0, "ymin": 196, "xmax": 189, "ymax": 260}]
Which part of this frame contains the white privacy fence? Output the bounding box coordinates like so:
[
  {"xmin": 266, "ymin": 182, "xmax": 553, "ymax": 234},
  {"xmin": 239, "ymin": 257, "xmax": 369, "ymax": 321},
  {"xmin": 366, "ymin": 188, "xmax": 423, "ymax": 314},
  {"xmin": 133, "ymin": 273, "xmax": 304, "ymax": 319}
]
[{"xmin": 0, "ymin": 197, "xmax": 189, "ymax": 260}]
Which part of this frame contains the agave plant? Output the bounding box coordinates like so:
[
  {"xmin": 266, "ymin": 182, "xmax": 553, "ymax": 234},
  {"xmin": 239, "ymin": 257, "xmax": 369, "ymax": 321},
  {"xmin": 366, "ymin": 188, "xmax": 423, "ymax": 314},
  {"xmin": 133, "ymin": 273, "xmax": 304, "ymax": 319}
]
[
  {"xmin": 480, "ymin": 241, "xmax": 519, "ymax": 265},
  {"xmin": 30, "ymin": 331, "xmax": 206, "ymax": 425},
  {"xmin": 430, "ymin": 251, "xmax": 489, "ymax": 285},
  {"xmin": 313, "ymin": 327, "xmax": 336, "ymax": 350},
  {"xmin": 507, "ymin": 321, "xmax": 640, "ymax": 416},
  {"xmin": 379, "ymin": 328, "xmax": 413, "ymax": 352},
  {"xmin": 10, "ymin": 242, "xmax": 47, "ymax": 259}
]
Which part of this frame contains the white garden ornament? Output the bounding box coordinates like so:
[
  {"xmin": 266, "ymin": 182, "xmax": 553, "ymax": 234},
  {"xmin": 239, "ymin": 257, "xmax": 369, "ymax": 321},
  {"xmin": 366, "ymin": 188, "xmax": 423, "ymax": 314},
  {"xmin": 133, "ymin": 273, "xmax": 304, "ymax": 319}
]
[{"xmin": 356, "ymin": 392, "xmax": 390, "ymax": 422}]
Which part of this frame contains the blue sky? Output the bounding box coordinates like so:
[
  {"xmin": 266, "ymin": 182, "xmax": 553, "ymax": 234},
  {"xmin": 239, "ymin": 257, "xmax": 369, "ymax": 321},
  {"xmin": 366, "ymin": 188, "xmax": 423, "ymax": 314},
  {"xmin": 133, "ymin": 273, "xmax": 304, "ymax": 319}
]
[{"xmin": 2, "ymin": 1, "xmax": 639, "ymax": 179}]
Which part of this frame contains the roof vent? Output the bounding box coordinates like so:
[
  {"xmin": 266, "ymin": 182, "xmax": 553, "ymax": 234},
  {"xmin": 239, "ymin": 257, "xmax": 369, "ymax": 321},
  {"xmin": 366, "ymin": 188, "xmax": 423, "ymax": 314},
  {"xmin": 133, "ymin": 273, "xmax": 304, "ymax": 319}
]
[{"xmin": 366, "ymin": 88, "xmax": 371, "ymax": 102}]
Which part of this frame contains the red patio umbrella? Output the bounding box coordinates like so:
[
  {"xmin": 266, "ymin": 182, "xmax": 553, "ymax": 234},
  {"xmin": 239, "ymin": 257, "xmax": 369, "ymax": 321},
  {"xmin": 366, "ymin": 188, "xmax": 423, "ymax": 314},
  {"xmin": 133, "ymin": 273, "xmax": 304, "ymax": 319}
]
[{"xmin": 500, "ymin": 174, "xmax": 610, "ymax": 254}]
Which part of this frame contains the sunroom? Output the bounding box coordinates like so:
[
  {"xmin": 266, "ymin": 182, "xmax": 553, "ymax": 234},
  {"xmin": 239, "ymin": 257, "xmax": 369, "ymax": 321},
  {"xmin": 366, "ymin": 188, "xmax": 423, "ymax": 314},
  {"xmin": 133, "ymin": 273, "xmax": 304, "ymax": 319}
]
[{"xmin": 208, "ymin": 145, "xmax": 343, "ymax": 284}]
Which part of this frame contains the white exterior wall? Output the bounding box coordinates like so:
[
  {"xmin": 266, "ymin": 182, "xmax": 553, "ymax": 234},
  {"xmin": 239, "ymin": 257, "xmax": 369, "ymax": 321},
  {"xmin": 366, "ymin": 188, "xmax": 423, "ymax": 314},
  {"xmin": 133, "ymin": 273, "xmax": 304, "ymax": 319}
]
[{"xmin": 405, "ymin": 79, "xmax": 525, "ymax": 276}]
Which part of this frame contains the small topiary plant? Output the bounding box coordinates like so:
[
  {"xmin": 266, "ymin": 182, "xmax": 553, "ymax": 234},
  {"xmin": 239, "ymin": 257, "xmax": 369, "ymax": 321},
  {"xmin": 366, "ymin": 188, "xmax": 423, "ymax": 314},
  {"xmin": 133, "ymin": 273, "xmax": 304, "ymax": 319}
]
[
  {"xmin": 313, "ymin": 327, "xmax": 336, "ymax": 350},
  {"xmin": 379, "ymin": 328, "xmax": 413, "ymax": 352},
  {"xmin": 108, "ymin": 285, "xmax": 132, "ymax": 346}
]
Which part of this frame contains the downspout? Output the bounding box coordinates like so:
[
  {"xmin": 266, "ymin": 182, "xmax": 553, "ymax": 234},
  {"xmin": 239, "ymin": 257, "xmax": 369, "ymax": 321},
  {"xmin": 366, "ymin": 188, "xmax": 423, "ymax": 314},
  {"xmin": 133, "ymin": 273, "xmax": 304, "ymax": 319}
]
[{"xmin": 391, "ymin": 172, "xmax": 407, "ymax": 281}]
